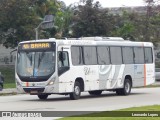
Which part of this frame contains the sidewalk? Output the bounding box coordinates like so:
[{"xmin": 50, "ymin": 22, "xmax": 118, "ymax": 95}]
[{"xmin": 0, "ymin": 88, "xmax": 17, "ymax": 94}]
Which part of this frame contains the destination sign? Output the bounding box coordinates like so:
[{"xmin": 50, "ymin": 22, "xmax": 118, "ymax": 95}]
[{"xmin": 22, "ymin": 43, "xmax": 51, "ymax": 50}]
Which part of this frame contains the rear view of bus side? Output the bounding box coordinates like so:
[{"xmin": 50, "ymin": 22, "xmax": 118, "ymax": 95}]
[{"xmin": 15, "ymin": 37, "xmax": 155, "ymax": 100}]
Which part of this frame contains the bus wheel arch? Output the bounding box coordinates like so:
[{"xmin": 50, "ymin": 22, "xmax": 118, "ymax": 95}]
[
  {"xmin": 70, "ymin": 78, "xmax": 84, "ymax": 100},
  {"xmin": 116, "ymin": 75, "xmax": 132, "ymax": 96},
  {"xmin": 125, "ymin": 75, "xmax": 132, "ymax": 87},
  {"xmin": 75, "ymin": 77, "xmax": 84, "ymax": 92}
]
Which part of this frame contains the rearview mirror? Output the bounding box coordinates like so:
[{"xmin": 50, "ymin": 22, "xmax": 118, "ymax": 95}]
[{"xmin": 59, "ymin": 52, "xmax": 66, "ymax": 61}]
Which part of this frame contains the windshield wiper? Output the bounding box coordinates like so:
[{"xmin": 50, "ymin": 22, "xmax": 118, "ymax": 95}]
[
  {"xmin": 26, "ymin": 52, "xmax": 33, "ymax": 65},
  {"xmin": 38, "ymin": 52, "xmax": 45, "ymax": 68}
]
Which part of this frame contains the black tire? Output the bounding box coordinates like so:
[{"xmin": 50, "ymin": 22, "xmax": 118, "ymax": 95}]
[
  {"xmin": 89, "ymin": 90, "xmax": 102, "ymax": 96},
  {"xmin": 116, "ymin": 79, "xmax": 131, "ymax": 96},
  {"xmin": 70, "ymin": 81, "xmax": 81, "ymax": 100},
  {"xmin": 38, "ymin": 94, "xmax": 48, "ymax": 100}
]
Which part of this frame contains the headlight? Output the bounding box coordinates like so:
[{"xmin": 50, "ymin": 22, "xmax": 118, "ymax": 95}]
[
  {"xmin": 47, "ymin": 77, "xmax": 56, "ymax": 85},
  {"xmin": 48, "ymin": 81, "xmax": 54, "ymax": 85}
]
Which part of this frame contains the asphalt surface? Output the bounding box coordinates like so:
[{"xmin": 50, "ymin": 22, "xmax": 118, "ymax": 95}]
[
  {"xmin": 0, "ymin": 82, "xmax": 160, "ymax": 120},
  {"xmin": 1, "ymin": 87, "xmax": 160, "ymax": 111}
]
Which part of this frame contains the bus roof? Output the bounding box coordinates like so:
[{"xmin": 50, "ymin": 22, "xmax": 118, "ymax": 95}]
[{"xmin": 19, "ymin": 37, "xmax": 153, "ymax": 47}]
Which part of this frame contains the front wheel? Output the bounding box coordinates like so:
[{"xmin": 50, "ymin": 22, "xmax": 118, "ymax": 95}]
[
  {"xmin": 38, "ymin": 94, "xmax": 48, "ymax": 100},
  {"xmin": 116, "ymin": 79, "xmax": 131, "ymax": 95},
  {"xmin": 70, "ymin": 81, "xmax": 81, "ymax": 100}
]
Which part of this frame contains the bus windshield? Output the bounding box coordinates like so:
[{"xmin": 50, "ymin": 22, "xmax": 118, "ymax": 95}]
[{"xmin": 17, "ymin": 51, "xmax": 55, "ymax": 77}]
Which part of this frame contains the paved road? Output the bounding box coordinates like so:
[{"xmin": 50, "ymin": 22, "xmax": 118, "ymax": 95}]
[
  {"xmin": 0, "ymin": 87, "xmax": 160, "ymax": 120},
  {"xmin": 0, "ymin": 87, "xmax": 160, "ymax": 111}
]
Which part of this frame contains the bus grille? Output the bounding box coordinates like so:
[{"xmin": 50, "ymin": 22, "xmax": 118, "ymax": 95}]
[{"xmin": 23, "ymin": 88, "xmax": 45, "ymax": 93}]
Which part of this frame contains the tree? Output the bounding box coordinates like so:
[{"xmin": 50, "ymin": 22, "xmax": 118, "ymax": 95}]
[
  {"xmin": 71, "ymin": 0, "xmax": 114, "ymax": 37},
  {"xmin": 54, "ymin": 5, "xmax": 74, "ymax": 38},
  {"xmin": 32, "ymin": 0, "xmax": 62, "ymax": 39},
  {"xmin": 111, "ymin": 11, "xmax": 136, "ymax": 40},
  {"xmin": 0, "ymin": 0, "xmax": 38, "ymax": 48},
  {"xmin": 143, "ymin": 0, "xmax": 160, "ymax": 44},
  {"xmin": 32, "ymin": 0, "xmax": 72, "ymax": 39}
]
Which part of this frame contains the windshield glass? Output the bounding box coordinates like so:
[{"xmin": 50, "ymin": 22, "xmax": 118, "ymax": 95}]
[{"xmin": 17, "ymin": 51, "xmax": 55, "ymax": 77}]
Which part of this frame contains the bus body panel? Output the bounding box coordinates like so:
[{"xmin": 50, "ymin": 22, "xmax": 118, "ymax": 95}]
[
  {"xmin": 145, "ymin": 63, "xmax": 155, "ymax": 86},
  {"xmin": 133, "ymin": 64, "xmax": 145, "ymax": 87},
  {"xmin": 58, "ymin": 66, "xmax": 85, "ymax": 93}
]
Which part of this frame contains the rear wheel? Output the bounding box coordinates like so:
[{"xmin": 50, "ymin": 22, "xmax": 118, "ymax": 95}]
[
  {"xmin": 89, "ymin": 90, "xmax": 102, "ymax": 96},
  {"xmin": 116, "ymin": 79, "xmax": 131, "ymax": 95},
  {"xmin": 38, "ymin": 94, "xmax": 48, "ymax": 100},
  {"xmin": 70, "ymin": 81, "xmax": 81, "ymax": 100}
]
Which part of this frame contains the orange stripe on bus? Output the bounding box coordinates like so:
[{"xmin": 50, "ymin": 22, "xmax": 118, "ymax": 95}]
[
  {"xmin": 26, "ymin": 82, "xmax": 29, "ymax": 87},
  {"xmin": 144, "ymin": 64, "xmax": 146, "ymax": 86}
]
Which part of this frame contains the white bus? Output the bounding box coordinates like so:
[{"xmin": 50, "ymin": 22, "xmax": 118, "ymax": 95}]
[{"xmin": 15, "ymin": 37, "xmax": 155, "ymax": 100}]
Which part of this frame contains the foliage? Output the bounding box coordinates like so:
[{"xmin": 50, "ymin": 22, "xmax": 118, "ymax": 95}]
[
  {"xmin": 111, "ymin": 11, "xmax": 136, "ymax": 40},
  {"xmin": 0, "ymin": 0, "xmax": 38, "ymax": 48},
  {"xmin": 54, "ymin": 5, "xmax": 74, "ymax": 38},
  {"xmin": 0, "ymin": 0, "xmax": 160, "ymax": 47},
  {"xmin": 34, "ymin": 0, "xmax": 62, "ymax": 39},
  {"xmin": 71, "ymin": 0, "xmax": 114, "ymax": 37},
  {"xmin": 60, "ymin": 105, "xmax": 160, "ymax": 120},
  {"xmin": 141, "ymin": 0, "xmax": 160, "ymax": 44},
  {"xmin": 0, "ymin": 65, "xmax": 15, "ymax": 88},
  {"xmin": 0, "ymin": 0, "xmax": 63, "ymax": 47}
]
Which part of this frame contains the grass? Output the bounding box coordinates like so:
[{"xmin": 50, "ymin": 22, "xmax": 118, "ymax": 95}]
[
  {"xmin": 0, "ymin": 65, "xmax": 16, "ymax": 88},
  {"xmin": 60, "ymin": 117, "xmax": 160, "ymax": 120},
  {"xmin": 4, "ymin": 83, "xmax": 16, "ymax": 88},
  {"xmin": 0, "ymin": 92, "xmax": 17, "ymax": 96},
  {"xmin": 60, "ymin": 105, "xmax": 160, "ymax": 120}
]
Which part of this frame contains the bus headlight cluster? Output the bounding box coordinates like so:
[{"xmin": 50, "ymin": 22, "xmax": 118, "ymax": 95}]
[{"xmin": 48, "ymin": 77, "xmax": 56, "ymax": 85}]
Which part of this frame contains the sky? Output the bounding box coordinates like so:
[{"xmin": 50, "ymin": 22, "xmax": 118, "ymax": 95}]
[{"xmin": 61, "ymin": 0, "xmax": 147, "ymax": 8}]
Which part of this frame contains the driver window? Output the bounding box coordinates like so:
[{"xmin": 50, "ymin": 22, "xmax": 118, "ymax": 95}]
[{"xmin": 58, "ymin": 52, "xmax": 69, "ymax": 68}]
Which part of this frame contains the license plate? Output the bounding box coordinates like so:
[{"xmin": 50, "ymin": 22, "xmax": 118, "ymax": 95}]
[{"xmin": 30, "ymin": 90, "xmax": 38, "ymax": 94}]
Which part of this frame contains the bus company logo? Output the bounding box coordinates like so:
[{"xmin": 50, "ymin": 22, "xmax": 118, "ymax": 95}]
[
  {"xmin": 2, "ymin": 112, "xmax": 12, "ymax": 117},
  {"xmin": 84, "ymin": 67, "xmax": 90, "ymax": 75},
  {"xmin": 32, "ymin": 83, "xmax": 35, "ymax": 87},
  {"xmin": 134, "ymin": 65, "xmax": 137, "ymax": 70}
]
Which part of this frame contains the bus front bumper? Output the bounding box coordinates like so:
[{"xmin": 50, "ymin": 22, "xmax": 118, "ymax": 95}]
[{"xmin": 16, "ymin": 82, "xmax": 57, "ymax": 94}]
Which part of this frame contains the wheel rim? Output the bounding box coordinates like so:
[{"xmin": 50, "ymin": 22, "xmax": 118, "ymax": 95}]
[
  {"xmin": 125, "ymin": 82, "xmax": 130, "ymax": 93},
  {"xmin": 75, "ymin": 86, "xmax": 80, "ymax": 95}
]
